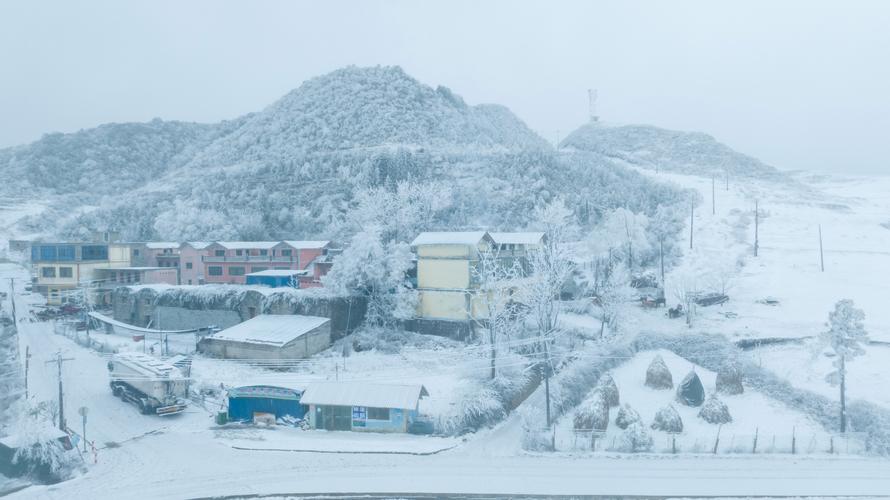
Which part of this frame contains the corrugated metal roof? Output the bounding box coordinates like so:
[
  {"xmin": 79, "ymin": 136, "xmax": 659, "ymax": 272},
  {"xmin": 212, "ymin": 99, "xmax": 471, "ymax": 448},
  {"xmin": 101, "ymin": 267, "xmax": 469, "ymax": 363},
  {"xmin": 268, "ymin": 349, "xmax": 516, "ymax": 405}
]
[
  {"xmin": 300, "ymin": 382, "xmax": 429, "ymax": 409},
  {"xmin": 281, "ymin": 240, "xmax": 330, "ymax": 249},
  {"xmin": 207, "ymin": 314, "xmax": 329, "ymax": 347},
  {"xmin": 490, "ymin": 232, "xmax": 545, "ymax": 245},
  {"xmin": 215, "ymin": 241, "xmax": 280, "ymax": 250},
  {"xmin": 410, "ymin": 231, "xmax": 490, "ymax": 246},
  {"xmin": 145, "ymin": 242, "xmax": 180, "ymax": 249}
]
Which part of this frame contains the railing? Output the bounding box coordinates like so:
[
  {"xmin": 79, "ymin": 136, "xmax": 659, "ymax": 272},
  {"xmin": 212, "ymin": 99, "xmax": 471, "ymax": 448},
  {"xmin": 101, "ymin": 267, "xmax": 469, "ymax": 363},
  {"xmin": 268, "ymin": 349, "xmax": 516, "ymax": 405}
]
[{"xmin": 202, "ymin": 256, "xmax": 299, "ymax": 263}]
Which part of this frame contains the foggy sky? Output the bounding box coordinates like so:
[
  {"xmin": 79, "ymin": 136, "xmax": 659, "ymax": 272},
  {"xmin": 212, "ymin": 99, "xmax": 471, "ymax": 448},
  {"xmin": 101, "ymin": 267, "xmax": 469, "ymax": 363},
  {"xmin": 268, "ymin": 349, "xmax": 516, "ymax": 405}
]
[{"xmin": 2, "ymin": 0, "xmax": 889, "ymax": 174}]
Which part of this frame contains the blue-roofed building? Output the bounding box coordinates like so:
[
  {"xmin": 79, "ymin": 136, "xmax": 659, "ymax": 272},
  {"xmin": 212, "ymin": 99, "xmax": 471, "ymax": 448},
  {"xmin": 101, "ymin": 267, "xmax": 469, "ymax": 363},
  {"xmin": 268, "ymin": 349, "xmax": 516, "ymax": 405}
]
[
  {"xmin": 227, "ymin": 385, "xmax": 305, "ymax": 423},
  {"xmin": 244, "ymin": 269, "xmax": 308, "ymax": 288}
]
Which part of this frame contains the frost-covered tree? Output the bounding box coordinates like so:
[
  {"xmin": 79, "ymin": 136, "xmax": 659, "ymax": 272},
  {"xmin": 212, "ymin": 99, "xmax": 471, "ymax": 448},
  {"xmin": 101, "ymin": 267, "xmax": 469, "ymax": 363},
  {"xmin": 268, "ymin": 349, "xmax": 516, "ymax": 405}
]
[
  {"xmin": 615, "ymin": 404, "xmax": 641, "ymax": 429},
  {"xmin": 645, "ymin": 355, "xmax": 673, "ymax": 390},
  {"xmin": 574, "ymin": 391, "xmax": 609, "ymax": 431},
  {"xmin": 820, "ymin": 299, "xmax": 869, "ymax": 432},
  {"xmin": 321, "ymin": 226, "xmax": 416, "ymax": 326},
  {"xmin": 473, "ymin": 248, "xmax": 525, "ymax": 379},
  {"xmin": 698, "ymin": 395, "xmax": 732, "ymax": 424},
  {"xmin": 596, "ymin": 374, "xmax": 620, "ymax": 408},
  {"xmin": 616, "ymin": 420, "xmax": 654, "ymax": 453},
  {"xmin": 651, "ymin": 404, "xmax": 683, "ymax": 433},
  {"xmin": 524, "ymin": 201, "xmax": 575, "ymax": 426}
]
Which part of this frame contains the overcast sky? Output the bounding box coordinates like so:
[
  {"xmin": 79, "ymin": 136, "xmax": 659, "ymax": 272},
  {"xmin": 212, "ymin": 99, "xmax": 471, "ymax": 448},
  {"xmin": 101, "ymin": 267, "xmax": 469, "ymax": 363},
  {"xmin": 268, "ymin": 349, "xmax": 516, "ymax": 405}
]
[{"xmin": 2, "ymin": 1, "xmax": 888, "ymax": 174}]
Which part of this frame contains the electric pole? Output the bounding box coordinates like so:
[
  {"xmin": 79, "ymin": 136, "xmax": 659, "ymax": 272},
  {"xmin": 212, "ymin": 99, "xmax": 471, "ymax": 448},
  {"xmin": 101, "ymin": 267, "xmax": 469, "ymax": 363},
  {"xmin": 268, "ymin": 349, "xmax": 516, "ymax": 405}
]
[
  {"xmin": 24, "ymin": 346, "xmax": 31, "ymax": 399},
  {"xmin": 46, "ymin": 351, "xmax": 75, "ymax": 431},
  {"xmin": 8, "ymin": 278, "xmax": 16, "ymax": 324},
  {"xmin": 754, "ymin": 200, "xmax": 759, "ymax": 257},
  {"xmin": 819, "ymin": 224, "xmax": 825, "ymax": 272}
]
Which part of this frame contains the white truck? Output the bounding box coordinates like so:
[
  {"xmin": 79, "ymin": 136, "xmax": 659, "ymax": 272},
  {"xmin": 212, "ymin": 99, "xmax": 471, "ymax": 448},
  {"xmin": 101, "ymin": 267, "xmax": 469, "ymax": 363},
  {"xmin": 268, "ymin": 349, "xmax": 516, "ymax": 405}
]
[{"xmin": 107, "ymin": 353, "xmax": 188, "ymax": 416}]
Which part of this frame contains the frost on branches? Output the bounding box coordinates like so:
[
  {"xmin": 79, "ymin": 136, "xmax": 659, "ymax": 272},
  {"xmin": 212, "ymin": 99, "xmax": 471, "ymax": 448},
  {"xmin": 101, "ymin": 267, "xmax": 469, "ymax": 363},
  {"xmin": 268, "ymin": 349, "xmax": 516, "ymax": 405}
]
[
  {"xmin": 698, "ymin": 395, "xmax": 732, "ymax": 424},
  {"xmin": 615, "ymin": 421, "xmax": 654, "ymax": 453},
  {"xmin": 596, "ymin": 374, "xmax": 620, "ymax": 408},
  {"xmin": 573, "ymin": 391, "xmax": 609, "ymax": 431},
  {"xmin": 322, "ymin": 225, "xmax": 416, "ymax": 326},
  {"xmin": 715, "ymin": 360, "xmax": 744, "ymax": 395},
  {"xmin": 651, "ymin": 404, "xmax": 684, "ymax": 433},
  {"xmin": 820, "ymin": 299, "xmax": 870, "ymax": 433},
  {"xmin": 614, "ymin": 403, "xmax": 641, "ymax": 430}
]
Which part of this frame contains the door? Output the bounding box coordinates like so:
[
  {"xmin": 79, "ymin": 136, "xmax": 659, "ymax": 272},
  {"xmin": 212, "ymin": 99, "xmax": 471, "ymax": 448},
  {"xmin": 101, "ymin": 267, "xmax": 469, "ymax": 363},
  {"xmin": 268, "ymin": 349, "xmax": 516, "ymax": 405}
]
[{"xmin": 316, "ymin": 405, "xmax": 352, "ymax": 431}]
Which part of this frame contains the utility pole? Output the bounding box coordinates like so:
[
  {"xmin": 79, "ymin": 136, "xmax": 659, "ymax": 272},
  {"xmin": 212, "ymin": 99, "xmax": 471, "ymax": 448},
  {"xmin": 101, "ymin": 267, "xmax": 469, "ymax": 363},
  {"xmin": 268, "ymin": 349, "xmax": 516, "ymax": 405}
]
[
  {"xmin": 8, "ymin": 278, "xmax": 16, "ymax": 324},
  {"xmin": 24, "ymin": 346, "xmax": 31, "ymax": 399},
  {"xmin": 819, "ymin": 224, "xmax": 825, "ymax": 272},
  {"xmin": 46, "ymin": 351, "xmax": 75, "ymax": 431},
  {"xmin": 689, "ymin": 202, "xmax": 694, "ymax": 250},
  {"xmin": 712, "ymin": 176, "xmax": 716, "ymax": 215},
  {"xmin": 754, "ymin": 200, "xmax": 759, "ymax": 257}
]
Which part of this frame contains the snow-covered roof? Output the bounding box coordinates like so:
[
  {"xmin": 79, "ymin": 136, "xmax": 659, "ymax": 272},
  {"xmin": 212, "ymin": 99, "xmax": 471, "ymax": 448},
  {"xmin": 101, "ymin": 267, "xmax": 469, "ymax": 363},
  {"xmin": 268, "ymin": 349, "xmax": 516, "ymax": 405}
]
[
  {"xmin": 145, "ymin": 242, "xmax": 180, "ymax": 249},
  {"xmin": 410, "ymin": 231, "xmax": 490, "ymax": 246},
  {"xmin": 207, "ymin": 314, "xmax": 330, "ymax": 347},
  {"xmin": 300, "ymin": 382, "xmax": 429, "ymax": 409},
  {"xmin": 490, "ymin": 232, "xmax": 545, "ymax": 245},
  {"xmin": 114, "ymin": 352, "xmax": 185, "ymax": 378},
  {"xmin": 280, "ymin": 240, "xmax": 330, "ymax": 249},
  {"xmin": 182, "ymin": 241, "xmax": 212, "ymax": 250},
  {"xmin": 214, "ymin": 241, "xmax": 280, "ymax": 250},
  {"xmin": 246, "ymin": 269, "xmax": 308, "ymax": 277},
  {"xmin": 0, "ymin": 428, "xmax": 69, "ymax": 448}
]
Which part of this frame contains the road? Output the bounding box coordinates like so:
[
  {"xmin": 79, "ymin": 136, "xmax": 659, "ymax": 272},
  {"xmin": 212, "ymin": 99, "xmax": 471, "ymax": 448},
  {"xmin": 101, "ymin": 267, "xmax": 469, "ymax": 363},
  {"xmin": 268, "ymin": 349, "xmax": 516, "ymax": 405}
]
[{"xmin": 4, "ymin": 263, "xmax": 890, "ymax": 499}]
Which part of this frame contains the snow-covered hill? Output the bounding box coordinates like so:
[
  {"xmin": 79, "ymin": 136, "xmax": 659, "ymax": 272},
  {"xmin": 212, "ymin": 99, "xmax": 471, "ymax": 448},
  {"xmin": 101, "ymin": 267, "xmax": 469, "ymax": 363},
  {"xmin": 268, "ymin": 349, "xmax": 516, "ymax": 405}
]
[{"xmin": 561, "ymin": 122, "xmax": 788, "ymax": 181}]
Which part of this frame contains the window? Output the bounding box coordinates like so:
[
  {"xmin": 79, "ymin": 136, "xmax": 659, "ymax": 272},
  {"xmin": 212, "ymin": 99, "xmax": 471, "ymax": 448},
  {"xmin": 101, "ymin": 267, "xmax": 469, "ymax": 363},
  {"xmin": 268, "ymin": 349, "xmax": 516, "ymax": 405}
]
[
  {"xmin": 251, "ymin": 266, "xmax": 268, "ymax": 273},
  {"xmin": 228, "ymin": 266, "xmax": 245, "ymax": 276},
  {"xmin": 187, "ymin": 280, "xmax": 192, "ymax": 285},
  {"xmin": 208, "ymin": 266, "xmax": 223, "ymax": 276},
  {"xmin": 235, "ymin": 249, "xmax": 243, "ymax": 256},
  {"xmin": 57, "ymin": 245, "xmax": 75, "ymax": 261},
  {"xmin": 81, "ymin": 245, "xmax": 108, "ymax": 260},
  {"xmin": 59, "ymin": 267, "xmax": 73, "ymax": 278},
  {"xmin": 39, "ymin": 246, "xmax": 57, "ymax": 261},
  {"xmin": 133, "ymin": 249, "xmax": 140, "ymax": 256},
  {"xmin": 186, "ymin": 262, "xmax": 193, "ymax": 270},
  {"xmin": 367, "ymin": 408, "xmax": 390, "ymax": 420},
  {"xmin": 41, "ymin": 267, "xmax": 56, "ymax": 278},
  {"xmin": 281, "ymin": 249, "xmax": 293, "ymax": 257},
  {"xmin": 214, "ymin": 250, "xmax": 225, "ymax": 257},
  {"xmin": 259, "ymin": 249, "xmax": 268, "ymax": 256}
]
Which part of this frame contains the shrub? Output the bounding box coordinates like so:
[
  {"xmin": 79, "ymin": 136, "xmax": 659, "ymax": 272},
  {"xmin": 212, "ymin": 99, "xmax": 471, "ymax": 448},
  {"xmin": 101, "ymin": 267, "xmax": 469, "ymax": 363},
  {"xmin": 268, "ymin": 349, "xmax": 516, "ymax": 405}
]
[
  {"xmin": 615, "ymin": 404, "xmax": 641, "ymax": 430},
  {"xmin": 615, "ymin": 421, "xmax": 654, "ymax": 452},
  {"xmin": 651, "ymin": 404, "xmax": 684, "ymax": 433},
  {"xmin": 645, "ymin": 355, "xmax": 673, "ymax": 389},
  {"xmin": 716, "ymin": 361, "xmax": 744, "ymax": 395},
  {"xmin": 596, "ymin": 374, "xmax": 620, "ymax": 407},
  {"xmin": 698, "ymin": 395, "xmax": 732, "ymax": 424},
  {"xmin": 573, "ymin": 391, "xmax": 609, "ymax": 431}
]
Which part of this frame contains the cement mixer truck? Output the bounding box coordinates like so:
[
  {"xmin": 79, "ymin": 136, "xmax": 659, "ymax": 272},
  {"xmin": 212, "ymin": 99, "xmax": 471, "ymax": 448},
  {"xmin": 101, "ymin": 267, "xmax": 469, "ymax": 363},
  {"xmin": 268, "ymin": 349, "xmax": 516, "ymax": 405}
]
[{"xmin": 107, "ymin": 352, "xmax": 188, "ymax": 416}]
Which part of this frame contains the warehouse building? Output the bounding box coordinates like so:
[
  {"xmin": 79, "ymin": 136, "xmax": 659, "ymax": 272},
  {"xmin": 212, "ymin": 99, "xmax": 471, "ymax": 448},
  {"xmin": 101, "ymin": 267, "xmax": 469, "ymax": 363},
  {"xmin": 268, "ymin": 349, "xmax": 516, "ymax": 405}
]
[
  {"xmin": 226, "ymin": 385, "xmax": 305, "ymax": 423},
  {"xmin": 300, "ymin": 382, "xmax": 429, "ymax": 433},
  {"xmin": 198, "ymin": 314, "xmax": 331, "ymax": 361}
]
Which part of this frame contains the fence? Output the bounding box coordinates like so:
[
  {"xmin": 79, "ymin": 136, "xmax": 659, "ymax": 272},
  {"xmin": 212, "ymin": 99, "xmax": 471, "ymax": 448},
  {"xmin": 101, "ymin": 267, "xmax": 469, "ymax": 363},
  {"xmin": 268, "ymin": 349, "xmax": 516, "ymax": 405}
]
[{"xmin": 553, "ymin": 426, "xmax": 868, "ymax": 455}]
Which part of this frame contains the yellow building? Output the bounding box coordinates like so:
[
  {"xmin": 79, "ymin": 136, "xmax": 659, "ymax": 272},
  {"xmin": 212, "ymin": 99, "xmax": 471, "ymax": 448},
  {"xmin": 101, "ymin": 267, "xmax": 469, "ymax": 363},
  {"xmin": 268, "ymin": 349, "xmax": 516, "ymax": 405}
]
[
  {"xmin": 410, "ymin": 231, "xmax": 545, "ymax": 335},
  {"xmin": 31, "ymin": 243, "xmax": 132, "ymax": 305}
]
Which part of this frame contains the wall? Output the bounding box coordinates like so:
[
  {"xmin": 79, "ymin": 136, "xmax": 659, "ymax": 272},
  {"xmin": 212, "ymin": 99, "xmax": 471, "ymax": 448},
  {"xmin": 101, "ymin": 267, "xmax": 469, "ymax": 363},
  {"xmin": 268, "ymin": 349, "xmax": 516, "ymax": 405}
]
[
  {"xmin": 417, "ymin": 259, "xmax": 469, "ymax": 289},
  {"xmin": 418, "ymin": 289, "xmax": 468, "ymax": 321},
  {"xmin": 405, "ymin": 318, "xmax": 474, "ymax": 341}
]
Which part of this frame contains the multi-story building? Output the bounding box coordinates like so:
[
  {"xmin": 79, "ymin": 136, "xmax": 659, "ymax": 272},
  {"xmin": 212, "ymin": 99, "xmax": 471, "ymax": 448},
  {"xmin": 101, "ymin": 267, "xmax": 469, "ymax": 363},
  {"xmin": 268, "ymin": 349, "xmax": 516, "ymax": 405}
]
[
  {"xmin": 201, "ymin": 241, "xmax": 331, "ymax": 285},
  {"xmin": 409, "ymin": 231, "xmax": 544, "ymax": 338},
  {"xmin": 179, "ymin": 242, "xmax": 211, "ymax": 285},
  {"xmin": 30, "ymin": 242, "xmax": 131, "ymax": 304}
]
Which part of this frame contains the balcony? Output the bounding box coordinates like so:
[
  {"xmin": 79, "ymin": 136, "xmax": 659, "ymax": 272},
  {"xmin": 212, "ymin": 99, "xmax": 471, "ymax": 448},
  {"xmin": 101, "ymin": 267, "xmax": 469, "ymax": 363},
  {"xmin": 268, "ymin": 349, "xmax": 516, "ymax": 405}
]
[{"xmin": 202, "ymin": 255, "xmax": 298, "ymax": 263}]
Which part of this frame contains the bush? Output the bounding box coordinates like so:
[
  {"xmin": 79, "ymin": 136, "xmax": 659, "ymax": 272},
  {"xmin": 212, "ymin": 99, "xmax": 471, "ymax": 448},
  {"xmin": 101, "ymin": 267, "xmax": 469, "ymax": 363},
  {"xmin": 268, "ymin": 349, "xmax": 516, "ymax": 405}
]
[
  {"xmin": 521, "ymin": 426, "xmax": 554, "ymax": 452},
  {"xmin": 574, "ymin": 391, "xmax": 610, "ymax": 431},
  {"xmin": 615, "ymin": 421, "xmax": 654, "ymax": 453},
  {"xmin": 645, "ymin": 354, "xmax": 673, "ymax": 389},
  {"xmin": 596, "ymin": 374, "xmax": 620, "ymax": 407},
  {"xmin": 716, "ymin": 361, "xmax": 744, "ymax": 395},
  {"xmin": 698, "ymin": 395, "xmax": 732, "ymax": 424},
  {"xmin": 676, "ymin": 370, "xmax": 705, "ymax": 407},
  {"xmin": 651, "ymin": 404, "xmax": 684, "ymax": 433},
  {"xmin": 615, "ymin": 404, "xmax": 641, "ymax": 430}
]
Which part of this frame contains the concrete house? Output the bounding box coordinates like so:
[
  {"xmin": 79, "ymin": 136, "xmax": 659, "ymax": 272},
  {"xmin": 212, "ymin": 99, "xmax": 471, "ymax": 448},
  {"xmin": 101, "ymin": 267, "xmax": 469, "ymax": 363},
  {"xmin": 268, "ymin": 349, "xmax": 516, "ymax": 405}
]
[
  {"xmin": 198, "ymin": 314, "xmax": 331, "ymax": 361},
  {"xmin": 179, "ymin": 242, "xmax": 211, "ymax": 285},
  {"xmin": 30, "ymin": 242, "xmax": 131, "ymax": 304},
  {"xmin": 301, "ymin": 382, "xmax": 429, "ymax": 433}
]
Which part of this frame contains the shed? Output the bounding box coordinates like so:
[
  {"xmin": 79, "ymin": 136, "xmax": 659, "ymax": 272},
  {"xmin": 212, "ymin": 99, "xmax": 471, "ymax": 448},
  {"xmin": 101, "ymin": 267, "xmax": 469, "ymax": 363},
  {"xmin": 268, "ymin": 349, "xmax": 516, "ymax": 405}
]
[
  {"xmin": 227, "ymin": 385, "xmax": 305, "ymax": 423},
  {"xmin": 245, "ymin": 269, "xmax": 308, "ymax": 288},
  {"xmin": 198, "ymin": 314, "xmax": 331, "ymax": 361},
  {"xmin": 300, "ymin": 382, "xmax": 429, "ymax": 433}
]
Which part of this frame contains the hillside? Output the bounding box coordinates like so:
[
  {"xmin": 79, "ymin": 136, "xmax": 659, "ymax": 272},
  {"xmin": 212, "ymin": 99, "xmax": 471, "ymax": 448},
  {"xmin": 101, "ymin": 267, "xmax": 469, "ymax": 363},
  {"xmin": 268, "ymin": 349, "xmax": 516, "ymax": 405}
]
[
  {"xmin": 561, "ymin": 123, "xmax": 788, "ymax": 181},
  {"xmin": 1, "ymin": 66, "xmax": 688, "ymax": 247}
]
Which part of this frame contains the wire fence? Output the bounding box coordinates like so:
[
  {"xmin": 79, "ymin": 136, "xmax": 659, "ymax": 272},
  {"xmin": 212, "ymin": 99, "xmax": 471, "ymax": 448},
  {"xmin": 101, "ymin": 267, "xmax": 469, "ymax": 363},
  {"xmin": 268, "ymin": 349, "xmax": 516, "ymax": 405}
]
[{"xmin": 554, "ymin": 427, "xmax": 868, "ymax": 455}]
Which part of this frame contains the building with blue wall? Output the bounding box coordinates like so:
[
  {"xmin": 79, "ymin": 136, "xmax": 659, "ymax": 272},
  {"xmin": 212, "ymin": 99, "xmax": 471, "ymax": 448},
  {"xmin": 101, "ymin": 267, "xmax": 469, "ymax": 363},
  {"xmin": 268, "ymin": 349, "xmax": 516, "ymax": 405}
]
[
  {"xmin": 300, "ymin": 382, "xmax": 429, "ymax": 433},
  {"xmin": 244, "ymin": 269, "xmax": 308, "ymax": 288},
  {"xmin": 227, "ymin": 385, "xmax": 304, "ymax": 422}
]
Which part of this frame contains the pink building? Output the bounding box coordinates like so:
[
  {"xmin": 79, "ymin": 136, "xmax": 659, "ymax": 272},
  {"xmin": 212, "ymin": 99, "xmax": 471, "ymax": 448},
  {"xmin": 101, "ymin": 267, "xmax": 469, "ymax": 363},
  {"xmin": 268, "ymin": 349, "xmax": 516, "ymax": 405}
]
[
  {"xmin": 179, "ymin": 242, "xmax": 211, "ymax": 285},
  {"xmin": 96, "ymin": 267, "xmax": 178, "ymax": 287},
  {"xmin": 202, "ymin": 241, "xmax": 330, "ymax": 286}
]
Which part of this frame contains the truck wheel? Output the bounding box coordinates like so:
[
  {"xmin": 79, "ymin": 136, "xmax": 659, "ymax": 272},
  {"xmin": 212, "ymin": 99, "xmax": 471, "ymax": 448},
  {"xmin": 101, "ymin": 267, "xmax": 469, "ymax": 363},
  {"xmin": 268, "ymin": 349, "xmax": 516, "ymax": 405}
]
[
  {"xmin": 139, "ymin": 400, "xmax": 151, "ymax": 415},
  {"xmin": 112, "ymin": 385, "xmax": 123, "ymax": 398}
]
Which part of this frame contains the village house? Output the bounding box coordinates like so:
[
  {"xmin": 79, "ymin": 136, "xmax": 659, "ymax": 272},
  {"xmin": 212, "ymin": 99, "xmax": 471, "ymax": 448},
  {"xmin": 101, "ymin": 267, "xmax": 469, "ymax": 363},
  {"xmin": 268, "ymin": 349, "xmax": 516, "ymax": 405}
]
[
  {"xmin": 179, "ymin": 241, "xmax": 211, "ymax": 285},
  {"xmin": 300, "ymin": 382, "xmax": 429, "ymax": 433},
  {"xmin": 197, "ymin": 314, "xmax": 331, "ymax": 360},
  {"xmin": 30, "ymin": 242, "xmax": 132, "ymax": 304},
  {"xmin": 202, "ymin": 241, "xmax": 331, "ymax": 286},
  {"xmin": 409, "ymin": 231, "xmax": 544, "ymax": 339}
]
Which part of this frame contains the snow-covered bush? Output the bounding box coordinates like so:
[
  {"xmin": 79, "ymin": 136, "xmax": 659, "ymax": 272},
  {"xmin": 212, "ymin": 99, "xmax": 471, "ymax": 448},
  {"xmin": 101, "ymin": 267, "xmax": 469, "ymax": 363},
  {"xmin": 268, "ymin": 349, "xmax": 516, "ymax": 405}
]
[
  {"xmin": 596, "ymin": 374, "xmax": 620, "ymax": 407},
  {"xmin": 715, "ymin": 361, "xmax": 744, "ymax": 395},
  {"xmin": 698, "ymin": 395, "xmax": 732, "ymax": 424},
  {"xmin": 6, "ymin": 401, "xmax": 83, "ymax": 483},
  {"xmin": 573, "ymin": 391, "xmax": 610, "ymax": 431},
  {"xmin": 645, "ymin": 354, "xmax": 673, "ymax": 389},
  {"xmin": 521, "ymin": 426, "xmax": 555, "ymax": 452},
  {"xmin": 676, "ymin": 370, "xmax": 705, "ymax": 407},
  {"xmin": 548, "ymin": 343, "xmax": 635, "ymax": 420},
  {"xmin": 436, "ymin": 386, "xmax": 506, "ymax": 436},
  {"xmin": 614, "ymin": 421, "xmax": 654, "ymax": 453},
  {"xmin": 651, "ymin": 404, "xmax": 684, "ymax": 433},
  {"xmin": 615, "ymin": 404, "xmax": 641, "ymax": 430}
]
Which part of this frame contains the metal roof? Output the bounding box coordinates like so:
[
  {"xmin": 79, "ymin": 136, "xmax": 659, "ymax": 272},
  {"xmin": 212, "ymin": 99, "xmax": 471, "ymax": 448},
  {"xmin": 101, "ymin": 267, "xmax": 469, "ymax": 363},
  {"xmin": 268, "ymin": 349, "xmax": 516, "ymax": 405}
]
[
  {"xmin": 300, "ymin": 382, "xmax": 429, "ymax": 410},
  {"xmin": 214, "ymin": 241, "xmax": 280, "ymax": 250},
  {"xmin": 145, "ymin": 242, "xmax": 180, "ymax": 249},
  {"xmin": 280, "ymin": 240, "xmax": 330, "ymax": 249},
  {"xmin": 490, "ymin": 232, "xmax": 545, "ymax": 245},
  {"xmin": 207, "ymin": 314, "xmax": 330, "ymax": 347},
  {"xmin": 410, "ymin": 231, "xmax": 491, "ymax": 247}
]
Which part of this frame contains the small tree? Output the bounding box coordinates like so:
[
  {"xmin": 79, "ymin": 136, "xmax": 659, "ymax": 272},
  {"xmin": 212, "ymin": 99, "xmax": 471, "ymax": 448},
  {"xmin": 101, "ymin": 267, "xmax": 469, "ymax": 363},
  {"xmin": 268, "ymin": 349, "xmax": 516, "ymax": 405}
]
[
  {"xmin": 820, "ymin": 299, "xmax": 869, "ymax": 433},
  {"xmin": 472, "ymin": 248, "xmax": 524, "ymax": 379}
]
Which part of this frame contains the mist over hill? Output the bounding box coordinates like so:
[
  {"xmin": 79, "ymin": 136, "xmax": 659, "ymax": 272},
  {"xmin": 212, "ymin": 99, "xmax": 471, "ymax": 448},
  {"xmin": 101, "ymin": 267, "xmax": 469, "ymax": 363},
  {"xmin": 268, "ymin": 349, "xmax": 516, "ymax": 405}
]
[{"xmin": 2, "ymin": 66, "xmax": 689, "ymax": 247}]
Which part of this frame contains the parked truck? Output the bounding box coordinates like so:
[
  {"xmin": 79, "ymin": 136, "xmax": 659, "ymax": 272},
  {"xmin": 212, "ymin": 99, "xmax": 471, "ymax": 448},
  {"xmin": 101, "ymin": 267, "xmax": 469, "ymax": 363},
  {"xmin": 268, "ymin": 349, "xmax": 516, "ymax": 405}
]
[{"xmin": 107, "ymin": 352, "xmax": 187, "ymax": 416}]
